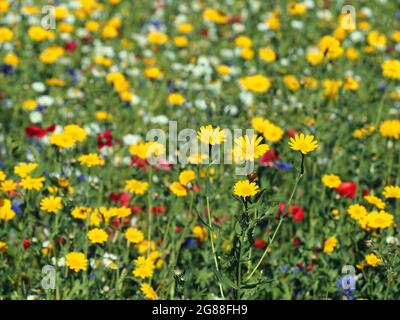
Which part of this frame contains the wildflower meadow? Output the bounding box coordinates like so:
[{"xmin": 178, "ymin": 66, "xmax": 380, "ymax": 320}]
[{"xmin": 0, "ymin": 0, "xmax": 399, "ymax": 301}]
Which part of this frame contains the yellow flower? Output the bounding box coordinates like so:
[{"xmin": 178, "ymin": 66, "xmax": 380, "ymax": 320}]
[
  {"xmin": 382, "ymin": 186, "xmax": 400, "ymax": 199},
  {"xmin": 288, "ymin": 2, "xmax": 307, "ymax": 15},
  {"xmin": 177, "ymin": 23, "xmax": 193, "ymax": 34},
  {"xmin": 179, "ymin": 170, "xmax": 196, "ymax": 186},
  {"xmin": 20, "ymin": 176, "xmax": 45, "ymax": 191},
  {"xmin": 0, "ymin": 27, "xmax": 13, "ymax": 42},
  {"xmin": 0, "ymin": 0, "xmax": 9, "ymax": 13},
  {"xmin": 323, "ymin": 79, "xmax": 343, "ymax": 98},
  {"xmin": 49, "ymin": 133, "xmax": 76, "ymax": 149},
  {"xmin": 380, "ymin": 119, "xmax": 400, "ymax": 139},
  {"xmin": 147, "ymin": 31, "xmax": 168, "ymax": 45},
  {"xmin": 85, "ymin": 20, "xmax": 100, "ymax": 32},
  {"xmin": 233, "ymin": 180, "xmax": 260, "ymax": 198},
  {"xmin": 28, "ymin": 26, "xmax": 54, "ymax": 42},
  {"xmin": 39, "ymin": 46, "xmax": 65, "ymax": 64},
  {"xmin": 381, "ymin": 60, "xmax": 400, "ymax": 79},
  {"xmin": 365, "ymin": 253, "xmax": 382, "ymax": 267},
  {"xmin": 364, "ymin": 195, "xmax": 386, "ymax": 209},
  {"xmin": 140, "ymin": 283, "xmax": 158, "ymax": 300},
  {"xmin": 0, "ymin": 199, "xmax": 16, "ymax": 221},
  {"xmin": 283, "ymin": 75, "xmax": 301, "ymax": 91},
  {"xmin": 318, "ymin": 35, "xmax": 343, "ymax": 59},
  {"xmin": 101, "ymin": 25, "xmax": 118, "ymax": 39},
  {"xmin": 174, "ymin": 36, "xmax": 188, "ymax": 47},
  {"xmin": 235, "ymin": 35, "xmax": 252, "ymax": 48},
  {"xmin": 192, "ymin": 225, "xmax": 207, "ymax": 242},
  {"xmin": 263, "ymin": 123, "xmax": 284, "ymax": 142},
  {"xmin": 259, "ymin": 47, "xmax": 276, "ymax": 62},
  {"xmin": 233, "ymin": 135, "xmax": 269, "ymax": 161},
  {"xmin": 170, "ymin": 182, "xmax": 188, "ymax": 197},
  {"xmin": 364, "ymin": 210, "xmax": 393, "ymax": 230},
  {"xmin": 188, "ymin": 153, "xmax": 208, "ymax": 164},
  {"xmin": 197, "ymin": 125, "xmax": 226, "ymax": 145},
  {"xmin": 202, "ymin": 8, "xmax": 227, "ymax": 24},
  {"xmin": 167, "ymin": 92, "xmax": 185, "ymax": 105},
  {"xmin": 125, "ymin": 228, "xmax": 144, "ymax": 244},
  {"xmin": 71, "ymin": 206, "xmax": 91, "ymax": 220},
  {"xmin": 14, "ymin": 162, "xmax": 38, "ymax": 178},
  {"xmin": 23, "ymin": 99, "xmax": 38, "ymax": 111},
  {"xmin": 87, "ymin": 228, "xmax": 108, "ymax": 244},
  {"xmin": 40, "ymin": 196, "xmax": 63, "ymax": 213},
  {"xmin": 307, "ymin": 49, "xmax": 324, "ymax": 65},
  {"xmin": 0, "ymin": 170, "xmax": 5, "ymax": 181},
  {"xmin": 1, "ymin": 180, "xmax": 16, "ymax": 192},
  {"xmin": 144, "ymin": 67, "xmax": 163, "ymax": 80},
  {"xmin": 251, "ymin": 117, "xmax": 270, "ymax": 134},
  {"xmin": 323, "ymin": 236, "xmax": 338, "ymax": 253},
  {"xmin": 4, "ymin": 53, "xmax": 19, "ymax": 66},
  {"xmin": 346, "ymin": 47, "xmax": 359, "ymax": 60},
  {"xmin": 64, "ymin": 124, "xmax": 88, "ymax": 143},
  {"xmin": 321, "ymin": 174, "xmax": 342, "ymax": 188},
  {"xmin": 344, "ymin": 76, "xmax": 360, "ymax": 91},
  {"xmin": 124, "ymin": 179, "xmax": 149, "ymax": 195},
  {"xmin": 66, "ymin": 252, "xmax": 88, "ymax": 272},
  {"xmin": 0, "ymin": 241, "xmax": 7, "ymax": 253},
  {"xmin": 136, "ymin": 240, "xmax": 156, "ymax": 255},
  {"xmin": 288, "ymin": 133, "xmax": 318, "ymax": 154},
  {"xmin": 78, "ymin": 153, "xmax": 105, "ymax": 167},
  {"xmin": 367, "ymin": 30, "xmax": 387, "ymax": 49},
  {"xmin": 239, "ymin": 75, "xmax": 271, "ymax": 93},
  {"xmin": 132, "ymin": 256, "xmax": 155, "ymax": 279},
  {"xmin": 95, "ymin": 111, "xmax": 113, "ymax": 121},
  {"xmin": 347, "ymin": 204, "xmax": 367, "ymax": 221},
  {"xmin": 216, "ymin": 64, "xmax": 231, "ymax": 76}
]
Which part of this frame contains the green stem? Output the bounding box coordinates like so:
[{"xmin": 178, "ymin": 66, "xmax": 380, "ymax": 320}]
[
  {"xmin": 245, "ymin": 156, "xmax": 304, "ymax": 282},
  {"xmin": 206, "ymin": 195, "xmax": 225, "ymax": 299}
]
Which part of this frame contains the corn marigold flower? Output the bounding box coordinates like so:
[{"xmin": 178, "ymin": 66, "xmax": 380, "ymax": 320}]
[
  {"xmin": 318, "ymin": 35, "xmax": 343, "ymax": 59},
  {"xmin": 364, "ymin": 195, "xmax": 386, "ymax": 209},
  {"xmin": 233, "ymin": 135, "xmax": 269, "ymax": 161},
  {"xmin": 170, "ymin": 182, "xmax": 188, "ymax": 197},
  {"xmin": 202, "ymin": 8, "xmax": 228, "ymax": 24},
  {"xmin": 14, "ymin": 162, "xmax": 38, "ymax": 178},
  {"xmin": 283, "ymin": 75, "xmax": 301, "ymax": 91},
  {"xmin": 363, "ymin": 210, "xmax": 393, "ymax": 230},
  {"xmin": 322, "ymin": 174, "xmax": 342, "ymax": 188},
  {"xmin": 124, "ymin": 179, "xmax": 149, "ymax": 195},
  {"xmin": 259, "ymin": 47, "xmax": 276, "ymax": 62},
  {"xmin": 179, "ymin": 170, "xmax": 196, "ymax": 186},
  {"xmin": 132, "ymin": 256, "xmax": 155, "ymax": 279},
  {"xmin": 379, "ymin": 119, "xmax": 400, "ymax": 139},
  {"xmin": 0, "ymin": 199, "xmax": 16, "ymax": 221},
  {"xmin": 0, "ymin": 170, "xmax": 5, "ymax": 181},
  {"xmin": 40, "ymin": 196, "xmax": 63, "ymax": 213},
  {"xmin": 66, "ymin": 252, "xmax": 88, "ymax": 272},
  {"xmin": 263, "ymin": 123, "xmax": 284, "ymax": 142},
  {"xmin": 239, "ymin": 75, "xmax": 271, "ymax": 93},
  {"xmin": 71, "ymin": 206, "xmax": 91, "ymax": 220},
  {"xmin": 49, "ymin": 133, "xmax": 76, "ymax": 149},
  {"xmin": 144, "ymin": 67, "xmax": 163, "ymax": 80},
  {"xmin": 365, "ymin": 253, "xmax": 382, "ymax": 267},
  {"xmin": 0, "ymin": 27, "xmax": 13, "ymax": 42},
  {"xmin": 192, "ymin": 225, "xmax": 208, "ymax": 241},
  {"xmin": 382, "ymin": 186, "xmax": 400, "ymax": 199},
  {"xmin": 167, "ymin": 92, "xmax": 185, "ymax": 105},
  {"xmin": 288, "ymin": 133, "xmax": 318, "ymax": 154},
  {"xmin": 136, "ymin": 240, "xmax": 156, "ymax": 255},
  {"xmin": 125, "ymin": 228, "xmax": 144, "ymax": 244},
  {"xmin": 382, "ymin": 59, "xmax": 400, "ymax": 79},
  {"xmin": 0, "ymin": 241, "xmax": 7, "ymax": 253},
  {"xmin": 347, "ymin": 204, "xmax": 368, "ymax": 221},
  {"xmin": 233, "ymin": 180, "xmax": 260, "ymax": 198},
  {"xmin": 78, "ymin": 153, "xmax": 105, "ymax": 167},
  {"xmin": 147, "ymin": 31, "xmax": 168, "ymax": 45},
  {"xmin": 140, "ymin": 283, "xmax": 158, "ymax": 300},
  {"xmin": 323, "ymin": 236, "xmax": 338, "ymax": 253},
  {"xmin": 197, "ymin": 125, "xmax": 226, "ymax": 145},
  {"xmin": 87, "ymin": 228, "xmax": 108, "ymax": 244},
  {"xmin": 1, "ymin": 180, "xmax": 16, "ymax": 192},
  {"xmin": 20, "ymin": 176, "xmax": 45, "ymax": 191}
]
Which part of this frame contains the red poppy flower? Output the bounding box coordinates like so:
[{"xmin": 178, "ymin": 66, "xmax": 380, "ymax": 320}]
[
  {"xmin": 131, "ymin": 156, "xmax": 148, "ymax": 171},
  {"xmin": 254, "ymin": 239, "xmax": 266, "ymax": 248},
  {"xmin": 335, "ymin": 181, "xmax": 357, "ymax": 199},
  {"xmin": 152, "ymin": 204, "xmax": 166, "ymax": 214},
  {"xmin": 131, "ymin": 205, "xmax": 143, "ymax": 215},
  {"xmin": 286, "ymin": 128, "xmax": 298, "ymax": 138},
  {"xmin": 63, "ymin": 40, "xmax": 77, "ymax": 52},
  {"xmin": 259, "ymin": 149, "xmax": 279, "ymax": 167},
  {"xmin": 25, "ymin": 124, "xmax": 56, "ymax": 139},
  {"xmin": 228, "ymin": 15, "xmax": 241, "ymax": 24},
  {"xmin": 278, "ymin": 203, "xmax": 305, "ymax": 222},
  {"xmin": 97, "ymin": 130, "xmax": 113, "ymax": 149},
  {"xmin": 22, "ymin": 237, "xmax": 31, "ymax": 250},
  {"xmin": 292, "ymin": 237, "xmax": 302, "ymax": 247},
  {"xmin": 109, "ymin": 192, "xmax": 131, "ymax": 207}
]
